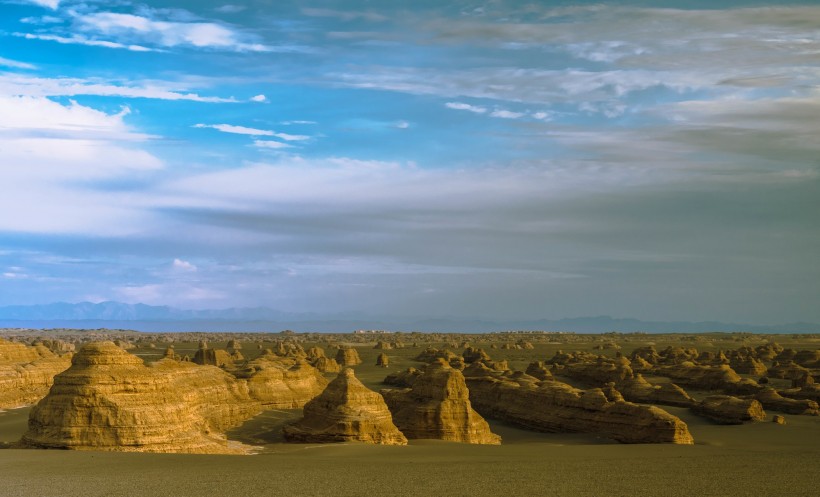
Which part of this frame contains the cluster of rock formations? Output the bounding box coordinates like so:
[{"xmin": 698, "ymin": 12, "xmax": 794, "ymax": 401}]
[
  {"xmin": 21, "ymin": 342, "xmax": 260, "ymax": 453},
  {"xmin": 0, "ymin": 339, "xmax": 71, "ymax": 409},
  {"xmin": 4, "ymin": 329, "xmax": 818, "ymax": 454}
]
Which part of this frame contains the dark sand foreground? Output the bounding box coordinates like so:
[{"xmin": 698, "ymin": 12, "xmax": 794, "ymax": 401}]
[{"xmin": 2, "ymin": 404, "xmax": 818, "ymax": 497}]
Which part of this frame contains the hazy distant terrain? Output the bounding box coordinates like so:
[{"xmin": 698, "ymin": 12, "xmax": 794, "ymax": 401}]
[{"xmin": 1, "ymin": 302, "xmax": 818, "ymax": 334}]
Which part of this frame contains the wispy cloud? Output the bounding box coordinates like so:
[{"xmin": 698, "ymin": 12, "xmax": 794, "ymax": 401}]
[
  {"xmin": 195, "ymin": 124, "xmax": 310, "ymax": 141},
  {"xmin": 72, "ymin": 11, "xmax": 302, "ymax": 53},
  {"xmin": 445, "ymin": 102, "xmax": 486, "ymax": 114},
  {"xmin": 0, "ymin": 74, "xmax": 236, "ymax": 102},
  {"xmin": 14, "ymin": 32, "xmax": 155, "ymax": 52},
  {"xmin": 20, "ymin": 0, "xmax": 60, "ymax": 9},
  {"xmin": 0, "ymin": 56, "xmax": 36, "ymax": 70},
  {"xmin": 253, "ymin": 140, "xmax": 293, "ymax": 149},
  {"xmin": 302, "ymin": 8, "xmax": 387, "ymax": 22}
]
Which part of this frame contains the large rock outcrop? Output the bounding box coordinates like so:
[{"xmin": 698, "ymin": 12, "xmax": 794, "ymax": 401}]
[
  {"xmin": 283, "ymin": 369, "xmax": 407, "ymax": 445},
  {"xmin": 691, "ymin": 395, "xmax": 766, "ymax": 424},
  {"xmin": 335, "ymin": 347, "xmax": 362, "ymax": 366},
  {"xmin": 0, "ymin": 339, "xmax": 72, "ymax": 408},
  {"xmin": 754, "ymin": 388, "xmax": 819, "ymax": 416},
  {"xmin": 381, "ymin": 359, "xmax": 500, "ymax": 444},
  {"xmin": 463, "ymin": 364, "xmax": 693, "ymax": 444},
  {"xmin": 20, "ymin": 342, "xmax": 260, "ymax": 454},
  {"xmin": 239, "ymin": 357, "xmax": 328, "ymax": 408},
  {"xmin": 617, "ymin": 374, "xmax": 696, "ymax": 408}
]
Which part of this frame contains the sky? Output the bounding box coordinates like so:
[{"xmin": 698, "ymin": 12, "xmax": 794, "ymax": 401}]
[{"xmin": 0, "ymin": 0, "xmax": 819, "ymax": 324}]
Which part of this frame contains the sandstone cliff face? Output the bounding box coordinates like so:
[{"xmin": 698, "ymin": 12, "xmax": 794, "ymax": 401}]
[
  {"xmin": 21, "ymin": 342, "xmax": 260, "ymax": 454},
  {"xmin": 381, "ymin": 360, "xmax": 500, "ymax": 445},
  {"xmin": 691, "ymin": 395, "xmax": 766, "ymax": 424},
  {"xmin": 463, "ymin": 364, "xmax": 693, "ymax": 444},
  {"xmin": 284, "ymin": 368, "xmax": 407, "ymax": 445},
  {"xmin": 0, "ymin": 339, "xmax": 72, "ymax": 409},
  {"xmin": 242, "ymin": 358, "xmax": 328, "ymax": 408}
]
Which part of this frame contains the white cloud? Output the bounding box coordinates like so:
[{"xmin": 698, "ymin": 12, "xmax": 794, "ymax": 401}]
[
  {"xmin": 21, "ymin": 0, "xmax": 60, "ymax": 9},
  {"xmin": 15, "ymin": 32, "xmax": 154, "ymax": 52},
  {"xmin": 271, "ymin": 132, "xmax": 310, "ymax": 141},
  {"xmin": 445, "ymin": 102, "xmax": 487, "ymax": 113},
  {"xmin": 0, "ymin": 56, "xmax": 37, "ymax": 70},
  {"xmin": 254, "ymin": 140, "xmax": 293, "ymax": 149},
  {"xmin": 0, "ymin": 74, "xmax": 236, "ymax": 102},
  {"xmin": 395, "ymin": 120, "xmax": 410, "ymax": 129},
  {"xmin": 172, "ymin": 258, "xmax": 197, "ymax": 272},
  {"xmin": 0, "ymin": 96, "xmax": 162, "ymax": 234},
  {"xmin": 214, "ymin": 5, "xmax": 246, "ymax": 14},
  {"xmin": 194, "ymin": 123, "xmax": 275, "ymax": 136},
  {"xmin": 490, "ymin": 109, "xmax": 524, "ymax": 119},
  {"xmin": 250, "ymin": 94, "xmax": 267, "ymax": 102},
  {"xmin": 74, "ymin": 12, "xmax": 285, "ymax": 52}
]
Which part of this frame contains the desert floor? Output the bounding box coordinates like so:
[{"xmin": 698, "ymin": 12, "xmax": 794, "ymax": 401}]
[{"xmin": 1, "ymin": 333, "xmax": 818, "ymax": 497}]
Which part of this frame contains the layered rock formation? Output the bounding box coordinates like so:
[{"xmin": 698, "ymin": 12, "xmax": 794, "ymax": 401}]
[
  {"xmin": 192, "ymin": 341, "xmax": 234, "ymax": 368},
  {"xmin": 691, "ymin": 395, "xmax": 766, "ymax": 424},
  {"xmin": 463, "ymin": 364, "xmax": 693, "ymax": 444},
  {"xmin": 376, "ymin": 353, "xmax": 390, "ymax": 368},
  {"xmin": 754, "ymin": 388, "xmax": 819, "ymax": 415},
  {"xmin": 240, "ymin": 358, "xmax": 328, "ymax": 408},
  {"xmin": 0, "ymin": 339, "xmax": 72, "ymax": 408},
  {"xmin": 617, "ymin": 374, "xmax": 696, "ymax": 408},
  {"xmin": 381, "ymin": 360, "xmax": 500, "ymax": 444},
  {"xmin": 21, "ymin": 342, "xmax": 260, "ymax": 453},
  {"xmin": 335, "ymin": 347, "xmax": 362, "ymax": 366},
  {"xmin": 284, "ymin": 368, "xmax": 407, "ymax": 445}
]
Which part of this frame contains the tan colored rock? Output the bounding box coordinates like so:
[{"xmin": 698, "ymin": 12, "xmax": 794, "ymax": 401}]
[
  {"xmin": 21, "ymin": 342, "xmax": 260, "ymax": 454},
  {"xmin": 755, "ymin": 388, "xmax": 819, "ymax": 415},
  {"xmin": 463, "ymin": 364, "xmax": 693, "ymax": 444},
  {"xmin": 381, "ymin": 359, "xmax": 500, "ymax": 444},
  {"xmin": 284, "ymin": 369, "xmax": 407, "ymax": 445},
  {"xmin": 192, "ymin": 341, "xmax": 234, "ymax": 368},
  {"xmin": 313, "ymin": 356, "xmax": 342, "ymax": 373},
  {"xmin": 691, "ymin": 395, "xmax": 766, "ymax": 424},
  {"xmin": 335, "ymin": 347, "xmax": 362, "ymax": 366},
  {"xmin": 242, "ymin": 358, "xmax": 328, "ymax": 408},
  {"xmin": 376, "ymin": 353, "xmax": 390, "ymax": 368},
  {"xmin": 0, "ymin": 339, "xmax": 71, "ymax": 409},
  {"xmin": 306, "ymin": 346, "xmax": 325, "ymax": 361},
  {"xmin": 383, "ymin": 367, "xmax": 421, "ymax": 388},
  {"xmin": 773, "ymin": 414, "xmax": 786, "ymax": 425},
  {"xmin": 617, "ymin": 374, "xmax": 695, "ymax": 408},
  {"xmin": 524, "ymin": 361, "xmax": 553, "ymax": 381},
  {"xmin": 656, "ymin": 363, "xmax": 745, "ymax": 391},
  {"xmin": 373, "ymin": 341, "xmax": 393, "ymax": 350}
]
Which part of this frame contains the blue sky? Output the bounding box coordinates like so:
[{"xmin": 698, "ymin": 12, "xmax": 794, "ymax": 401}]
[{"xmin": 1, "ymin": 0, "xmax": 819, "ymax": 324}]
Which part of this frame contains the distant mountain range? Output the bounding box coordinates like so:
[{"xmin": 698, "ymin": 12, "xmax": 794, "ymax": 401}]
[{"xmin": 0, "ymin": 301, "xmax": 817, "ymax": 334}]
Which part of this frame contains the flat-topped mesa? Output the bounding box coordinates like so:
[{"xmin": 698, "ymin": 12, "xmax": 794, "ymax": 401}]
[
  {"xmin": 20, "ymin": 342, "xmax": 261, "ymax": 454},
  {"xmin": 463, "ymin": 364, "xmax": 693, "ymax": 445},
  {"xmin": 691, "ymin": 395, "xmax": 767, "ymax": 425},
  {"xmin": 335, "ymin": 347, "xmax": 362, "ymax": 366},
  {"xmin": 283, "ymin": 368, "xmax": 407, "ymax": 445},
  {"xmin": 242, "ymin": 357, "xmax": 329, "ymax": 408},
  {"xmin": 381, "ymin": 359, "xmax": 501, "ymax": 445},
  {"xmin": 0, "ymin": 339, "xmax": 73, "ymax": 409},
  {"xmin": 192, "ymin": 340, "xmax": 234, "ymax": 368}
]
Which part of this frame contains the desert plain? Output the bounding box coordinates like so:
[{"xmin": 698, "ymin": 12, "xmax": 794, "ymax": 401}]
[{"xmin": 1, "ymin": 329, "xmax": 818, "ymax": 497}]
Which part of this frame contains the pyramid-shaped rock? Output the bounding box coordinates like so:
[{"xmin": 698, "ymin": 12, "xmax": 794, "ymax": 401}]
[
  {"xmin": 381, "ymin": 359, "xmax": 501, "ymax": 444},
  {"xmin": 283, "ymin": 368, "xmax": 407, "ymax": 445}
]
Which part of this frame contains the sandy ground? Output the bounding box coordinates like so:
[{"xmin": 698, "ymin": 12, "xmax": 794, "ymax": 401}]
[{"xmin": 1, "ymin": 335, "xmax": 818, "ymax": 496}]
